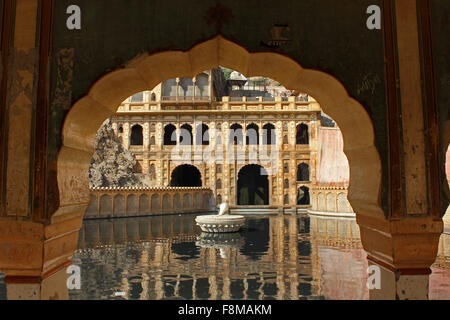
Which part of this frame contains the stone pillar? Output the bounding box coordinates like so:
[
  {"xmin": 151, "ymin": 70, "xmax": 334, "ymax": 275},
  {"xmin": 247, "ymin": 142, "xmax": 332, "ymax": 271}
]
[
  {"xmin": 192, "ymin": 77, "xmax": 197, "ymax": 100},
  {"xmin": 5, "ymin": 267, "xmax": 70, "ymax": 300},
  {"xmin": 176, "ymin": 78, "xmax": 180, "ymax": 101},
  {"xmin": 156, "ymin": 122, "xmax": 163, "ymax": 150},
  {"xmin": 352, "ymin": 0, "xmax": 445, "ymax": 300},
  {"xmin": 123, "ymin": 122, "xmax": 130, "ymax": 149},
  {"xmin": 143, "ymin": 122, "xmax": 150, "ymax": 151}
]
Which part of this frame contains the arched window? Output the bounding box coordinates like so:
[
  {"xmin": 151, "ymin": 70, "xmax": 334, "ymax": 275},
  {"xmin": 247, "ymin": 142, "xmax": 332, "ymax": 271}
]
[
  {"xmin": 230, "ymin": 123, "xmax": 243, "ymax": 145},
  {"xmin": 118, "ymin": 126, "xmax": 123, "ymax": 133},
  {"xmin": 180, "ymin": 124, "xmax": 193, "ymax": 145},
  {"xmin": 283, "ymin": 163, "xmax": 289, "ymax": 174},
  {"xmin": 284, "ymin": 179, "xmax": 290, "ymax": 189},
  {"xmin": 246, "ymin": 123, "xmax": 259, "ymax": 145},
  {"xmin": 150, "ymin": 136, "xmax": 155, "ymax": 145},
  {"xmin": 195, "ymin": 73, "xmax": 210, "ymax": 97},
  {"xmin": 284, "ymin": 194, "xmax": 290, "ymax": 205},
  {"xmin": 164, "ymin": 124, "xmax": 177, "ymax": 145},
  {"xmin": 179, "ymin": 78, "xmax": 194, "ymax": 97},
  {"xmin": 130, "ymin": 125, "xmax": 143, "ymax": 146},
  {"xmin": 296, "ymin": 123, "xmax": 309, "ymax": 145},
  {"xmin": 196, "ymin": 123, "xmax": 209, "ymax": 145},
  {"xmin": 216, "ymin": 179, "xmax": 222, "ymax": 189},
  {"xmin": 216, "ymin": 164, "xmax": 222, "ymax": 174},
  {"xmin": 297, "ymin": 163, "xmax": 310, "ymax": 182},
  {"xmin": 162, "ymin": 79, "xmax": 177, "ymax": 97},
  {"xmin": 263, "ymin": 123, "xmax": 276, "ymax": 145}
]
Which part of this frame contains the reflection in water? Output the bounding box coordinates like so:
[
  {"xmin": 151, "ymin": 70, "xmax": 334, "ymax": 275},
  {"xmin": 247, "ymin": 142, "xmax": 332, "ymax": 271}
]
[
  {"xmin": 71, "ymin": 214, "xmax": 323, "ymax": 300},
  {"xmin": 0, "ymin": 214, "xmax": 448, "ymax": 300}
]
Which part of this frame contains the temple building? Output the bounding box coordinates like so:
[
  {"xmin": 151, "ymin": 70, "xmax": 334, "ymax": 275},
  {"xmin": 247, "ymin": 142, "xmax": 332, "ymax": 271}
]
[{"xmin": 99, "ymin": 69, "xmax": 353, "ymax": 215}]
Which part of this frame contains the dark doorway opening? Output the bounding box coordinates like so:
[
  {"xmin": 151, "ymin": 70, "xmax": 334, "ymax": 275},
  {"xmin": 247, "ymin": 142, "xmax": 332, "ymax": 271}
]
[
  {"xmin": 130, "ymin": 125, "xmax": 143, "ymax": 146},
  {"xmin": 297, "ymin": 186, "xmax": 310, "ymax": 205},
  {"xmin": 237, "ymin": 165, "xmax": 269, "ymax": 205},
  {"xmin": 296, "ymin": 123, "xmax": 309, "ymax": 145},
  {"xmin": 164, "ymin": 124, "xmax": 176, "ymax": 145},
  {"xmin": 170, "ymin": 165, "xmax": 202, "ymax": 187}
]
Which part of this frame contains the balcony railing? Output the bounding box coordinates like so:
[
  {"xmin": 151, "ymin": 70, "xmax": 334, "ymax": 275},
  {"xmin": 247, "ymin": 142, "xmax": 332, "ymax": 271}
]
[{"xmin": 161, "ymin": 96, "xmax": 211, "ymax": 102}]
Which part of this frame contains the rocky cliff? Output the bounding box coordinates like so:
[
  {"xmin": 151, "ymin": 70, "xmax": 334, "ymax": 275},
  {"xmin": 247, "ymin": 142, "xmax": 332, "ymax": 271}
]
[{"xmin": 89, "ymin": 119, "xmax": 144, "ymax": 188}]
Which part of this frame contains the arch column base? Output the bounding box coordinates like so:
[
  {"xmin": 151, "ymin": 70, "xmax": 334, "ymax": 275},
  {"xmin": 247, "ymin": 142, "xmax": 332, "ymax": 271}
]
[
  {"xmin": 357, "ymin": 215, "xmax": 443, "ymax": 300},
  {"xmin": 368, "ymin": 260, "xmax": 430, "ymax": 300},
  {"xmin": 0, "ymin": 216, "xmax": 83, "ymax": 299},
  {"xmin": 4, "ymin": 263, "xmax": 70, "ymax": 300}
]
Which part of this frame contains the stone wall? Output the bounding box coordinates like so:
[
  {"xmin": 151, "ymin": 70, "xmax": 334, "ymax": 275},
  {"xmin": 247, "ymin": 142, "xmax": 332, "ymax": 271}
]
[{"xmin": 85, "ymin": 187, "xmax": 214, "ymax": 219}]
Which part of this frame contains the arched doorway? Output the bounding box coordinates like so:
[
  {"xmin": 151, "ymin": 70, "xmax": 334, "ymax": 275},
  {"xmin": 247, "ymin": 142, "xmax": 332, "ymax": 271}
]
[
  {"xmin": 237, "ymin": 165, "xmax": 269, "ymax": 205},
  {"xmin": 170, "ymin": 165, "xmax": 202, "ymax": 187},
  {"xmin": 297, "ymin": 186, "xmax": 310, "ymax": 205}
]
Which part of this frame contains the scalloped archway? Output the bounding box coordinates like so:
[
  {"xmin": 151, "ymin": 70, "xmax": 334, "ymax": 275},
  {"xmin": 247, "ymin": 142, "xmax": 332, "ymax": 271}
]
[{"xmin": 54, "ymin": 36, "xmax": 383, "ymax": 223}]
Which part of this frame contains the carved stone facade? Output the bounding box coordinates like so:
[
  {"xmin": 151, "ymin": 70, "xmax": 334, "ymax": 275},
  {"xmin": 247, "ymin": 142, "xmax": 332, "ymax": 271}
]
[{"xmin": 110, "ymin": 70, "xmax": 324, "ymax": 212}]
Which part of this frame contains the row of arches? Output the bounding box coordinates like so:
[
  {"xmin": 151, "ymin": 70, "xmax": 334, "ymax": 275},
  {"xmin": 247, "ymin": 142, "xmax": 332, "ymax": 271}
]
[
  {"xmin": 162, "ymin": 73, "xmax": 210, "ymax": 98},
  {"xmin": 313, "ymin": 192, "xmax": 352, "ymax": 213},
  {"xmin": 88, "ymin": 192, "xmax": 211, "ymax": 217},
  {"xmin": 161, "ymin": 123, "xmax": 310, "ymax": 146},
  {"xmin": 127, "ymin": 123, "xmax": 310, "ymax": 146}
]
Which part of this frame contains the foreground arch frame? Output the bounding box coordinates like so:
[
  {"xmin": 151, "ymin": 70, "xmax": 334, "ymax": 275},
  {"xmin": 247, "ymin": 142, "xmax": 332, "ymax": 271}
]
[{"xmin": 58, "ymin": 36, "xmax": 383, "ymax": 222}]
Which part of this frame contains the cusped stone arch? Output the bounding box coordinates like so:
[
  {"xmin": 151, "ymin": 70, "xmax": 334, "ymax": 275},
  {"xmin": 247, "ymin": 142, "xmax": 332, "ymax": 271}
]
[
  {"xmin": 127, "ymin": 194, "xmax": 138, "ymax": 215},
  {"xmin": 162, "ymin": 193, "xmax": 172, "ymax": 213},
  {"xmin": 139, "ymin": 194, "xmax": 149, "ymax": 214},
  {"xmin": 337, "ymin": 192, "xmax": 351, "ymax": 213},
  {"xmin": 318, "ymin": 193, "xmax": 325, "ymax": 211},
  {"xmin": 113, "ymin": 194, "xmax": 125, "ymax": 216},
  {"xmin": 326, "ymin": 193, "xmax": 335, "ymax": 212},
  {"xmin": 151, "ymin": 194, "xmax": 161, "ymax": 214},
  {"xmin": 170, "ymin": 163, "xmax": 203, "ymax": 187},
  {"xmin": 85, "ymin": 194, "xmax": 98, "ymax": 217},
  {"xmin": 59, "ymin": 36, "xmax": 383, "ymax": 225},
  {"xmin": 99, "ymin": 194, "xmax": 112, "ymax": 214},
  {"xmin": 173, "ymin": 193, "xmax": 182, "ymax": 212}
]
